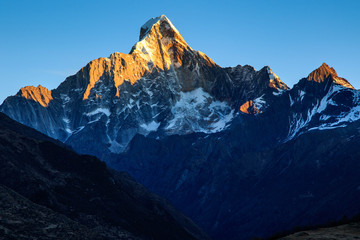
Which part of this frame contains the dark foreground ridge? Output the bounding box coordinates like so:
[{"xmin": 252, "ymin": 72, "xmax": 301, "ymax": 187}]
[
  {"xmin": 279, "ymin": 221, "xmax": 360, "ymax": 240},
  {"xmin": 0, "ymin": 185, "xmax": 102, "ymax": 240},
  {"xmin": 0, "ymin": 112, "xmax": 210, "ymax": 240}
]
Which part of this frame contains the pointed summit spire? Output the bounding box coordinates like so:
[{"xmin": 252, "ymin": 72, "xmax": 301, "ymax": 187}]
[
  {"xmin": 129, "ymin": 15, "xmax": 196, "ymax": 71},
  {"xmin": 307, "ymin": 63, "xmax": 354, "ymax": 89},
  {"xmin": 139, "ymin": 15, "xmax": 180, "ymax": 40},
  {"xmin": 307, "ymin": 62, "xmax": 338, "ymax": 83},
  {"xmin": 266, "ymin": 66, "xmax": 289, "ymax": 91}
]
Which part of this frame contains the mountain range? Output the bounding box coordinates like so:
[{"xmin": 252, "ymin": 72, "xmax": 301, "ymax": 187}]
[{"xmin": 1, "ymin": 15, "xmax": 360, "ymax": 239}]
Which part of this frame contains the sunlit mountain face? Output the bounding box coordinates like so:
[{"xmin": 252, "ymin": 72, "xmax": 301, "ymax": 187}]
[{"xmin": 2, "ymin": 15, "xmax": 360, "ymax": 240}]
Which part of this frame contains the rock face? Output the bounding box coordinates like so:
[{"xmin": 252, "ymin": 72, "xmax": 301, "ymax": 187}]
[
  {"xmin": 2, "ymin": 15, "xmax": 360, "ymax": 240},
  {"xmin": 0, "ymin": 112, "xmax": 210, "ymax": 240}
]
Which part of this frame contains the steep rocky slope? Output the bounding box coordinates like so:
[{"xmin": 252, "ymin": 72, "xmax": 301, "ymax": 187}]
[
  {"xmin": 113, "ymin": 117, "xmax": 360, "ymax": 239},
  {"xmin": 0, "ymin": 112, "xmax": 210, "ymax": 240},
  {"xmin": 0, "ymin": 185, "xmax": 102, "ymax": 240}
]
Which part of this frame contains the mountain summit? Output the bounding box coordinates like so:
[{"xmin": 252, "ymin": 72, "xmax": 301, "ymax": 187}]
[
  {"xmin": 307, "ymin": 62, "xmax": 354, "ymax": 89},
  {"xmin": 138, "ymin": 15, "xmax": 182, "ymax": 41}
]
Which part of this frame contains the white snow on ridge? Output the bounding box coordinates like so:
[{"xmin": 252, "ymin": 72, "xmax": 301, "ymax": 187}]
[
  {"xmin": 287, "ymin": 108, "xmax": 317, "ymax": 141},
  {"xmin": 253, "ymin": 94, "xmax": 266, "ymax": 110},
  {"xmin": 267, "ymin": 67, "xmax": 279, "ymax": 80},
  {"xmin": 310, "ymin": 105, "xmax": 360, "ymax": 131},
  {"xmin": 273, "ymin": 89, "xmax": 284, "ymax": 96},
  {"xmin": 166, "ymin": 88, "xmax": 234, "ymax": 134},
  {"xmin": 210, "ymin": 110, "xmax": 235, "ymax": 132},
  {"xmin": 140, "ymin": 15, "xmax": 180, "ymax": 41},
  {"xmin": 287, "ymin": 84, "xmax": 360, "ymax": 140},
  {"xmin": 299, "ymin": 90, "xmax": 306, "ymax": 101},
  {"xmin": 63, "ymin": 117, "xmax": 70, "ymax": 124},
  {"xmin": 86, "ymin": 108, "xmax": 111, "ymax": 117},
  {"xmin": 140, "ymin": 121, "xmax": 160, "ymax": 132},
  {"xmin": 289, "ymin": 94, "xmax": 294, "ymax": 106}
]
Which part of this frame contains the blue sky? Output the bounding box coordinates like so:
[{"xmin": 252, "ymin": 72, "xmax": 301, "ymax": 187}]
[{"xmin": 0, "ymin": 0, "xmax": 359, "ymax": 102}]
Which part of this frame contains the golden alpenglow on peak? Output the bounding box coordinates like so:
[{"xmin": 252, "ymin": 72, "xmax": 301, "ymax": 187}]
[
  {"xmin": 307, "ymin": 62, "xmax": 354, "ymax": 89},
  {"xmin": 82, "ymin": 15, "xmax": 216, "ymax": 100},
  {"xmin": 19, "ymin": 85, "xmax": 53, "ymax": 107}
]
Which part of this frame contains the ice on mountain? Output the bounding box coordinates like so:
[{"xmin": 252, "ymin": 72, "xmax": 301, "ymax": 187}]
[
  {"xmin": 166, "ymin": 88, "xmax": 234, "ymax": 134},
  {"xmin": 253, "ymin": 95, "xmax": 266, "ymax": 109},
  {"xmin": 63, "ymin": 117, "xmax": 70, "ymax": 124},
  {"xmin": 210, "ymin": 110, "xmax": 235, "ymax": 132},
  {"xmin": 299, "ymin": 90, "xmax": 306, "ymax": 101},
  {"xmin": 86, "ymin": 108, "xmax": 111, "ymax": 117},
  {"xmin": 139, "ymin": 15, "xmax": 179, "ymax": 41},
  {"xmin": 273, "ymin": 89, "xmax": 284, "ymax": 96},
  {"xmin": 140, "ymin": 121, "xmax": 160, "ymax": 132},
  {"xmin": 289, "ymin": 95, "xmax": 294, "ymax": 106},
  {"xmin": 287, "ymin": 84, "xmax": 360, "ymax": 140},
  {"xmin": 141, "ymin": 16, "xmax": 162, "ymax": 36}
]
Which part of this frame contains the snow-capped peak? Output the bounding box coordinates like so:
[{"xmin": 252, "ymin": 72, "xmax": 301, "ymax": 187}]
[
  {"xmin": 139, "ymin": 15, "xmax": 180, "ymax": 41},
  {"xmin": 129, "ymin": 15, "xmax": 192, "ymax": 71},
  {"xmin": 266, "ymin": 66, "xmax": 289, "ymax": 91},
  {"xmin": 267, "ymin": 66, "xmax": 279, "ymax": 81}
]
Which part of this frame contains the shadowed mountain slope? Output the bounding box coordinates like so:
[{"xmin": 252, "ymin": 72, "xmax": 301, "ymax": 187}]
[{"xmin": 0, "ymin": 112, "xmax": 210, "ymax": 240}]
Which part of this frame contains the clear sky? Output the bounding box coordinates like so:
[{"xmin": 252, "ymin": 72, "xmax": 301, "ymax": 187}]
[{"xmin": 0, "ymin": 0, "xmax": 359, "ymax": 103}]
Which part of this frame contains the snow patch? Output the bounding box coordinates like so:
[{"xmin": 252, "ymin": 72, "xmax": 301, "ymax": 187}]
[
  {"xmin": 253, "ymin": 95, "xmax": 266, "ymax": 110},
  {"xmin": 287, "ymin": 85, "xmax": 360, "ymax": 140},
  {"xmin": 63, "ymin": 117, "xmax": 70, "ymax": 124},
  {"xmin": 140, "ymin": 121, "xmax": 160, "ymax": 132},
  {"xmin": 140, "ymin": 15, "xmax": 179, "ymax": 41},
  {"xmin": 166, "ymin": 88, "xmax": 234, "ymax": 134},
  {"xmin": 299, "ymin": 90, "xmax": 306, "ymax": 101},
  {"xmin": 289, "ymin": 94, "xmax": 294, "ymax": 106},
  {"xmin": 86, "ymin": 108, "xmax": 111, "ymax": 117},
  {"xmin": 273, "ymin": 89, "xmax": 284, "ymax": 96}
]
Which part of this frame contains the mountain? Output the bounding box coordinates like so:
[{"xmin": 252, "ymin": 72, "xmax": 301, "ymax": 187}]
[
  {"xmin": 0, "ymin": 112, "xmax": 210, "ymax": 240},
  {"xmin": 2, "ymin": 15, "xmax": 360, "ymax": 239},
  {"xmin": 0, "ymin": 15, "xmax": 288, "ymax": 157}
]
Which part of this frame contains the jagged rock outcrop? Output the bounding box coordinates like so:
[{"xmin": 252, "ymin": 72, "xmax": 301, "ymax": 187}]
[
  {"xmin": 19, "ymin": 85, "xmax": 53, "ymax": 107},
  {"xmin": 307, "ymin": 62, "xmax": 354, "ymax": 89}
]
